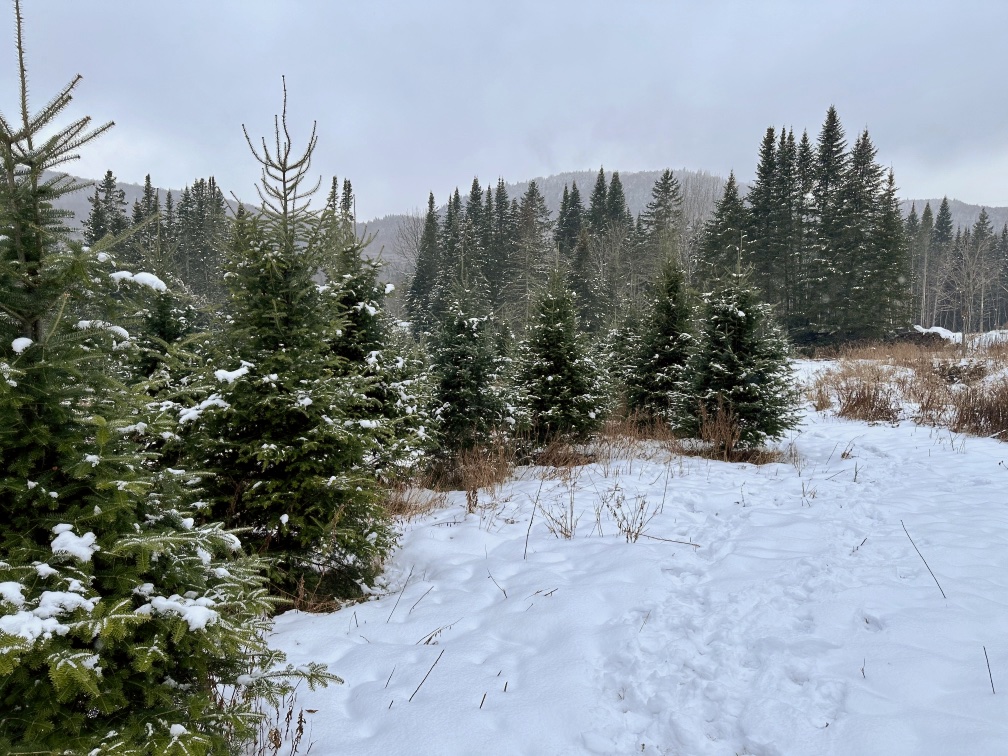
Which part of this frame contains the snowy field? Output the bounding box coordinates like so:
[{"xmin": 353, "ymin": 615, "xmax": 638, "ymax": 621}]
[{"xmin": 273, "ymin": 362, "xmax": 1008, "ymax": 755}]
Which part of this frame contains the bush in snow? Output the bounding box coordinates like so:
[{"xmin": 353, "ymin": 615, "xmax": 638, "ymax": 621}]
[
  {"xmin": 677, "ymin": 277, "xmax": 798, "ymax": 454},
  {"xmin": 0, "ymin": 12, "xmax": 335, "ymax": 752}
]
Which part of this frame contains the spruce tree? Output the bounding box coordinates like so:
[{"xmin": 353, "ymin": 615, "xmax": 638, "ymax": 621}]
[
  {"xmin": 0, "ymin": 11, "xmax": 334, "ymax": 752},
  {"xmin": 678, "ymin": 278, "xmax": 798, "ymax": 454},
  {"xmin": 626, "ymin": 257, "xmax": 695, "ymax": 423},
  {"xmin": 637, "ymin": 169, "xmax": 684, "ymax": 291},
  {"xmin": 514, "ymin": 268, "xmax": 600, "ymax": 445}
]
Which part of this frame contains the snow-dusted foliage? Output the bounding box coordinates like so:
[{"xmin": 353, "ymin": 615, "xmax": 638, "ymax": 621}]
[
  {"xmin": 513, "ymin": 269, "xmax": 602, "ymax": 444},
  {"xmin": 626, "ymin": 257, "xmax": 696, "ymax": 423},
  {"xmin": 0, "ymin": 21, "xmax": 335, "ymax": 751},
  {"xmin": 678, "ymin": 278, "xmax": 799, "ymax": 449},
  {"xmin": 430, "ymin": 295, "xmax": 508, "ymax": 459}
]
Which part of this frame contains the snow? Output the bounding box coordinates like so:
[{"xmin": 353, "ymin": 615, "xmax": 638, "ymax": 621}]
[
  {"xmin": 109, "ymin": 270, "xmax": 168, "ymax": 291},
  {"xmin": 141, "ymin": 594, "xmax": 219, "ymax": 631},
  {"xmin": 51, "ymin": 525, "xmax": 98, "ymax": 562},
  {"xmin": 914, "ymin": 325, "xmax": 1008, "ymax": 347},
  {"xmin": 178, "ymin": 394, "xmax": 229, "ymax": 424},
  {"xmin": 214, "ymin": 362, "xmax": 252, "ymax": 383},
  {"xmin": 0, "ymin": 582, "xmax": 25, "ymax": 606},
  {"xmin": 75, "ymin": 320, "xmax": 130, "ymax": 341},
  {"xmin": 11, "ymin": 337, "xmax": 32, "ymax": 354},
  {"xmin": 272, "ymin": 396, "xmax": 1008, "ymax": 755}
]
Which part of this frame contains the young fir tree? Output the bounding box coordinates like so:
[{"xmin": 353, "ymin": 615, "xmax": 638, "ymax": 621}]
[
  {"xmin": 318, "ymin": 177, "xmax": 429, "ymax": 482},
  {"xmin": 678, "ymin": 277, "xmax": 798, "ymax": 454},
  {"xmin": 185, "ymin": 90, "xmax": 392, "ymax": 596},
  {"xmin": 0, "ymin": 10, "xmax": 334, "ymax": 752},
  {"xmin": 514, "ymin": 268, "xmax": 601, "ymax": 445},
  {"xmin": 625, "ymin": 257, "xmax": 696, "ymax": 423},
  {"xmin": 430, "ymin": 289, "xmax": 505, "ymax": 463}
]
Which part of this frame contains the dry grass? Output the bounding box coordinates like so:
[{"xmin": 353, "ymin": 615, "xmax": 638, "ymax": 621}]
[
  {"xmin": 423, "ymin": 436, "xmax": 516, "ymax": 496},
  {"xmin": 808, "ymin": 337, "xmax": 1008, "ymax": 442},
  {"xmin": 950, "ymin": 378, "xmax": 1008, "ymax": 438},
  {"xmin": 811, "ymin": 361, "xmax": 901, "ymax": 423},
  {"xmin": 382, "ymin": 485, "xmax": 448, "ymax": 521}
]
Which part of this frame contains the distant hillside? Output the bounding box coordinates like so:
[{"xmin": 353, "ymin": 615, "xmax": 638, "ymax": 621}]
[
  {"xmin": 899, "ymin": 199, "xmax": 1008, "ymax": 234},
  {"xmin": 46, "ymin": 171, "xmax": 245, "ymax": 238},
  {"xmin": 361, "ymin": 168, "xmax": 730, "ymax": 282},
  {"xmin": 48, "ymin": 170, "xmax": 1008, "ymax": 287}
]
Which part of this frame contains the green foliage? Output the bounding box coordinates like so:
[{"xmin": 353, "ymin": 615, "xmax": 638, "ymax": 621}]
[
  {"xmin": 626, "ymin": 258, "xmax": 696, "ymax": 422},
  {"xmin": 514, "ymin": 269, "xmax": 601, "ymax": 445},
  {"xmin": 430, "ymin": 292, "xmax": 505, "ymax": 459},
  {"xmin": 0, "ymin": 10, "xmax": 336, "ymax": 752},
  {"xmin": 183, "ymin": 97, "xmax": 393, "ymax": 595},
  {"xmin": 678, "ymin": 279, "xmax": 799, "ymax": 450}
]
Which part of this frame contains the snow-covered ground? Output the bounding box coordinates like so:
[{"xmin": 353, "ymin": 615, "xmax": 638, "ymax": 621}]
[{"xmin": 273, "ymin": 369, "xmax": 1008, "ymax": 755}]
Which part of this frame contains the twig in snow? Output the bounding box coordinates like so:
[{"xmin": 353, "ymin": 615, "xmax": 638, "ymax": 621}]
[
  {"xmin": 639, "ymin": 610, "xmax": 651, "ymax": 633},
  {"xmin": 408, "ymin": 648, "xmax": 445, "ymax": 702},
  {"xmin": 860, "ymin": 659, "xmax": 865, "ymax": 678},
  {"xmin": 386, "ymin": 565, "xmax": 414, "ymax": 623},
  {"xmin": 985, "ymin": 646, "xmax": 995, "ymax": 694},
  {"xmin": 524, "ymin": 479, "xmax": 543, "ymax": 560},
  {"xmin": 487, "ymin": 568, "xmax": 507, "ymax": 599},
  {"xmin": 385, "ymin": 665, "xmax": 395, "ymax": 689},
  {"xmin": 479, "ymin": 692, "xmax": 487, "ymax": 709},
  {"xmin": 901, "ymin": 520, "xmax": 946, "ymax": 599},
  {"xmin": 638, "ymin": 533, "xmax": 700, "ymax": 548},
  {"xmin": 408, "ymin": 585, "xmax": 434, "ymax": 615}
]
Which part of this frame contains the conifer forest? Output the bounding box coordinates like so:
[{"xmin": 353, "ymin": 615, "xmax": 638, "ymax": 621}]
[{"xmin": 4, "ymin": 2, "xmax": 1008, "ymax": 754}]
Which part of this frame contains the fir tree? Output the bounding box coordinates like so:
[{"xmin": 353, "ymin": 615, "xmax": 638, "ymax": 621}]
[
  {"xmin": 701, "ymin": 171, "xmax": 750, "ymax": 282},
  {"xmin": 430, "ymin": 290, "xmax": 504, "ymax": 461},
  {"xmin": 678, "ymin": 278, "xmax": 798, "ymax": 455},
  {"xmin": 586, "ymin": 166, "xmax": 608, "ymax": 235},
  {"xmin": 626, "ymin": 257, "xmax": 695, "ymax": 423},
  {"xmin": 0, "ymin": 12, "xmax": 334, "ymax": 752},
  {"xmin": 406, "ymin": 192, "xmax": 441, "ymax": 333},
  {"xmin": 637, "ymin": 169, "xmax": 684, "ymax": 292},
  {"xmin": 185, "ymin": 89, "xmax": 392, "ymax": 595},
  {"xmin": 514, "ymin": 268, "xmax": 600, "ymax": 445}
]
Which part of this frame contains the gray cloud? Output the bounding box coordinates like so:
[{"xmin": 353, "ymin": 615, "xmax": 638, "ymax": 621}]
[{"xmin": 2, "ymin": 0, "xmax": 1006, "ymax": 218}]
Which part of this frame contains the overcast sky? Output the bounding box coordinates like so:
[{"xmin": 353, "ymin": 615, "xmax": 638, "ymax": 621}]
[{"xmin": 3, "ymin": 1, "xmax": 1006, "ymax": 219}]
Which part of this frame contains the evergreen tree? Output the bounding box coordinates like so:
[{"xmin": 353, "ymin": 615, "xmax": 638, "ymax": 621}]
[
  {"xmin": 745, "ymin": 127, "xmax": 778, "ymax": 300},
  {"xmin": 514, "ymin": 268, "xmax": 600, "ymax": 445},
  {"xmin": 430, "ymin": 291, "xmax": 504, "ymax": 461},
  {"xmin": 625, "ymin": 257, "xmax": 695, "ymax": 423},
  {"xmin": 807, "ymin": 106, "xmax": 849, "ymax": 335},
  {"xmin": 678, "ymin": 278, "xmax": 798, "ymax": 454},
  {"xmin": 186, "ymin": 94, "xmax": 392, "ymax": 595},
  {"xmin": 834, "ymin": 128, "xmax": 885, "ymax": 338},
  {"xmin": 0, "ymin": 15, "xmax": 333, "ymax": 752},
  {"xmin": 586, "ymin": 166, "xmax": 608, "ymax": 235},
  {"xmin": 406, "ymin": 192, "xmax": 441, "ymax": 333},
  {"xmin": 701, "ymin": 171, "xmax": 750, "ymax": 281},
  {"xmin": 637, "ymin": 169, "xmax": 684, "ymax": 293},
  {"xmin": 606, "ymin": 170, "xmax": 632, "ymax": 229},
  {"xmin": 512, "ymin": 180, "xmax": 553, "ymax": 325}
]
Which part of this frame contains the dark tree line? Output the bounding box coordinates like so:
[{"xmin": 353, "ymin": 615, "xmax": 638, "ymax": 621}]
[{"xmin": 702, "ymin": 107, "xmax": 908, "ymax": 344}]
